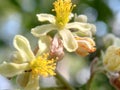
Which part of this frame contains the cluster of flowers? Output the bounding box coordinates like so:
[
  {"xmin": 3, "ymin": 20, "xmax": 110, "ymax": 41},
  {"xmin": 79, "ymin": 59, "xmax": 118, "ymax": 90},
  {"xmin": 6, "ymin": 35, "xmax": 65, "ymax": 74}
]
[
  {"xmin": 0, "ymin": 0, "xmax": 96, "ymax": 90},
  {"xmin": 103, "ymin": 34, "xmax": 120, "ymax": 89}
]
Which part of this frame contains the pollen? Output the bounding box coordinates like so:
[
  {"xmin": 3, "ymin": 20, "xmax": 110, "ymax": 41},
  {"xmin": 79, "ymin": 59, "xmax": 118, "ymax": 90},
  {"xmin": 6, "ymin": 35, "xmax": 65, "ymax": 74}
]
[
  {"xmin": 30, "ymin": 53, "xmax": 56, "ymax": 78},
  {"xmin": 53, "ymin": 0, "xmax": 75, "ymax": 29}
]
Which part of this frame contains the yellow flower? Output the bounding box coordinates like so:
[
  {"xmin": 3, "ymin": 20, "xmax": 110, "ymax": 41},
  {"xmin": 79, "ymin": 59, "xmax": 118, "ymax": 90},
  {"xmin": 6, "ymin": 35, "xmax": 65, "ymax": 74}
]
[
  {"xmin": 75, "ymin": 36, "xmax": 96, "ymax": 56},
  {"xmin": 103, "ymin": 45, "xmax": 120, "ymax": 72},
  {"xmin": 0, "ymin": 35, "xmax": 56, "ymax": 90},
  {"xmin": 31, "ymin": 0, "xmax": 96, "ymax": 52}
]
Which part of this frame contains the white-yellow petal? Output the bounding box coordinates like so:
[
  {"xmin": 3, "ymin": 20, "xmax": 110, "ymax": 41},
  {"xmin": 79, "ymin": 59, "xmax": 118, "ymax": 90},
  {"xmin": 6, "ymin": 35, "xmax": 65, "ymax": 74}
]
[
  {"xmin": 59, "ymin": 29, "xmax": 78, "ymax": 52},
  {"xmin": 10, "ymin": 51, "xmax": 24, "ymax": 64},
  {"xmin": 37, "ymin": 14, "xmax": 55, "ymax": 24},
  {"xmin": 0, "ymin": 62, "xmax": 29, "ymax": 77},
  {"xmin": 31, "ymin": 24, "xmax": 58, "ymax": 37},
  {"xmin": 103, "ymin": 46, "xmax": 120, "ymax": 72},
  {"xmin": 36, "ymin": 36, "xmax": 52, "ymax": 56},
  {"xmin": 14, "ymin": 35, "xmax": 35, "ymax": 62},
  {"xmin": 24, "ymin": 73, "xmax": 40, "ymax": 90},
  {"xmin": 66, "ymin": 22, "xmax": 95, "ymax": 36},
  {"xmin": 16, "ymin": 72, "xmax": 30, "ymax": 88}
]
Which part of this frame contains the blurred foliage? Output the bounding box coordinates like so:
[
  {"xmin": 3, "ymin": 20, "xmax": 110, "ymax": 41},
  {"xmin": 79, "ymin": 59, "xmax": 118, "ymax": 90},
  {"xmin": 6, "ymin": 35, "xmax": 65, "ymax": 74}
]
[{"xmin": 90, "ymin": 73, "xmax": 115, "ymax": 90}]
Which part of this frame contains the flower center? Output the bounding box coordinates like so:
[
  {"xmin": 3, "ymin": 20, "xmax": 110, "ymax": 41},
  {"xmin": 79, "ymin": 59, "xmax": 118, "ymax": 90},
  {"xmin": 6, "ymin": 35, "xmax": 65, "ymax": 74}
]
[
  {"xmin": 53, "ymin": 0, "xmax": 75, "ymax": 29},
  {"xmin": 30, "ymin": 53, "xmax": 56, "ymax": 77}
]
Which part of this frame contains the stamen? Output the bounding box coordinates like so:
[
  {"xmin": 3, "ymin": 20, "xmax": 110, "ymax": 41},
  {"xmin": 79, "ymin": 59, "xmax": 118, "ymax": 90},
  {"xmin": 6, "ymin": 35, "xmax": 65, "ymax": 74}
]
[
  {"xmin": 30, "ymin": 53, "xmax": 56, "ymax": 78},
  {"xmin": 53, "ymin": 0, "xmax": 75, "ymax": 28}
]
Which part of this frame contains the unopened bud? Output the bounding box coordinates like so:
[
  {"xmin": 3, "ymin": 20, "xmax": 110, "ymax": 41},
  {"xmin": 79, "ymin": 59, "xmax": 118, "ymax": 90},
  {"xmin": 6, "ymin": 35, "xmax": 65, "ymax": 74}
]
[
  {"xmin": 75, "ymin": 36, "xmax": 96, "ymax": 57},
  {"xmin": 50, "ymin": 36, "xmax": 64, "ymax": 61},
  {"xmin": 103, "ymin": 46, "xmax": 120, "ymax": 72},
  {"xmin": 74, "ymin": 14, "xmax": 87, "ymax": 23}
]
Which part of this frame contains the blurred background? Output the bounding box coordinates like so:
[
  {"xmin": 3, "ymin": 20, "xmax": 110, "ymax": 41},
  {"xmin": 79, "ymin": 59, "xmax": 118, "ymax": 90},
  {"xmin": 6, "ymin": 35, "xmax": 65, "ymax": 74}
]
[{"xmin": 0, "ymin": 0, "xmax": 120, "ymax": 90}]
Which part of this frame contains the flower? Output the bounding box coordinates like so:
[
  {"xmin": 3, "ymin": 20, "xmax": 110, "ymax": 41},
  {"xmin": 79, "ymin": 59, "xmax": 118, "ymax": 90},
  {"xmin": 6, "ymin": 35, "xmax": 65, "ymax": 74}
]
[
  {"xmin": 0, "ymin": 35, "xmax": 56, "ymax": 90},
  {"xmin": 31, "ymin": 0, "xmax": 96, "ymax": 52},
  {"xmin": 75, "ymin": 36, "xmax": 96, "ymax": 56},
  {"xmin": 103, "ymin": 45, "xmax": 120, "ymax": 72}
]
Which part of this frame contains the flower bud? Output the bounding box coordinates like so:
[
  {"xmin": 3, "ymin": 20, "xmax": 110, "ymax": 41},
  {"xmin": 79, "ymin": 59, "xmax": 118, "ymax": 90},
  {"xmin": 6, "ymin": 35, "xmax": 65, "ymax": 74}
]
[
  {"xmin": 103, "ymin": 34, "xmax": 116, "ymax": 48},
  {"xmin": 103, "ymin": 46, "xmax": 120, "ymax": 72},
  {"xmin": 74, "ymin": 14, "xmax": 87, "ymax": 23},
  {"xmin": 50, "ymin": 36, "xmax": 64, "ymax": 61},
  {"xmin": 75, "ymin": 36, "xmax": 96, "ymax": 56}
]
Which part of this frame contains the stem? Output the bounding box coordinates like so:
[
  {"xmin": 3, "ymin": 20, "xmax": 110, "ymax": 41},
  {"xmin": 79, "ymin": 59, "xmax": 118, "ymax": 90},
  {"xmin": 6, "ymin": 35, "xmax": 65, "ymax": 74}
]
[
  {"xmin": 40, "ymin": 86, "xmax": 66, "ymax": 90},
  {"xmin": 86, "ymin": 73, "xmax": 95, "ymax": 90},
  {"xmin": 55, "ymin": 70, "xmax": 75, "ymax": 90},
  {"xmin": 86, "ymin": 58, "xmax": 98, "ymax": 90}
]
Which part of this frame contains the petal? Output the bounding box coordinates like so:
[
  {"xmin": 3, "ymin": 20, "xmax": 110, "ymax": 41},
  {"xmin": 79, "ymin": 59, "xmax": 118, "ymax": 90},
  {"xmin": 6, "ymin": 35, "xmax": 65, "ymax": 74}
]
[
  {"xmin": 36, "ymin": 36, "xmax": 52, "ymax": 56},
  {"xmin": 16, "ymin": 72, "xmax": 30, "ymax": 88},
  {"xmin": 24, "ymin": 73, "xmax": 40, "ymax": 90},
  {"xmin": 36, "ymin": 14, "xmax": 55, "ymax": 24},
  {"xmin": 75, "ymin": 37, "xmax": 96, "ymax": 56},
  {"xmin": 10, "ymin": 51, "xmax": 24, "ymax": 64},
  {"xmin": 31, "ymin": 24, "xmax": 58, "ymax": 37},
  {"xmin": 0, "ymin": 62, "xmax": 29, "ymax": 77},
  {"xmin": 66, "ymin": 22, "xmax": 95, "ymax": 36},
  {"xmin": 76, "ymin": 47, "xmax": 89, "ymax": 56},
  {"xmin": 103, "ymin": 46, "xmax": 120, "ymax": 72},
  {"xmin": 14, "ymin": 35, "xmax": 35, "ymax": 62},
  {"xmin": 59, "ymin": 29, "xmax": 78, "ymax": 52}
]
